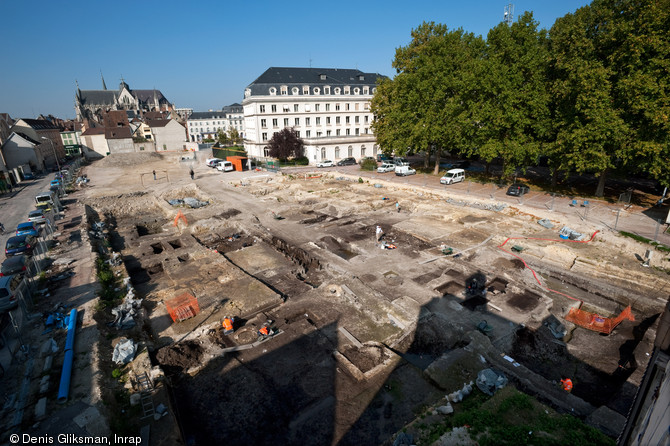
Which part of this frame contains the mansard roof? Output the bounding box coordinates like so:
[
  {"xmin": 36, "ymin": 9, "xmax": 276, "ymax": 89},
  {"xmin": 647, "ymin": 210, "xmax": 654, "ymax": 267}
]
[
  {"xmin": 19, "ymin": 118, "xmax": 60, "ymax": 130},
  {"xmin": 189, "ymin": 111, "xmax": 227, "ymax": 120},
  {"xmin": 246, "ymin": 67, "xmax": 386, "ymax": 96},
  {"xmin": 222, "ymin": 103, "xmax": 242, "ymax": 113}
]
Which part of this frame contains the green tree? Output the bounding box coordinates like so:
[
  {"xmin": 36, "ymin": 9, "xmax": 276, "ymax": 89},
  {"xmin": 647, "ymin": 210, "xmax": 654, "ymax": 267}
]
[
  {"xmin": 228, "ymin": 127, "xmax": 241, "ymax": 145},
  {"xmin": 217, "ymin": 128, "xmax": 229, "ymax": 146},
  {"xmin": 267, "ymin": 128, "xmax": 304, "ymax": 160},
  {"xmin": 473, "ymin": 12, "xmax": 551, "ymax": 180},
  {"xmin": 371, "ymin": 22, "xmax": 485, "ymax": 174}
]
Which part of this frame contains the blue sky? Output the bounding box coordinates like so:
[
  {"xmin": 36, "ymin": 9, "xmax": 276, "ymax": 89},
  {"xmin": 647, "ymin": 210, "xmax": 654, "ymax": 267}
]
[{"xmin": 1, "ymin": 0, "xmax": 591, "ymax": 120}]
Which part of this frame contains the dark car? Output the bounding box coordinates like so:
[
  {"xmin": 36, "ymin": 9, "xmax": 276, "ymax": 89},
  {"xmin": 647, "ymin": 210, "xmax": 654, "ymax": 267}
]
[
  {"xmin": 337, "ymin": 157, "xmax": 357, "ymax": 166},
  {"xmin": 506, "ymin": 184, "xmax": 530, "ymax": 196},
  {"xmin": 1, "ymin": 255, "xmax": 30, "ymax": 277},
  {"xmin": 376, "ymin": 154, "xmax": 392, "ymax": 162},
  {"xmin": 5, "ymin": 235, "xmax": 36, "ymax": 257},
  {"xmin": 16, "ymin": 222, "xmax": 41, "ymax": 237}
]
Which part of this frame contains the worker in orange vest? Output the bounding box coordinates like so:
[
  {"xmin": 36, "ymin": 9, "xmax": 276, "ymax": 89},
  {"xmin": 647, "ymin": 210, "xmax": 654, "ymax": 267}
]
[
  {"xmin": 222, "ymin": 316, "xmax": 235, "ymax": 335},
  {"xmin": 560, "ymin": 376, "xmax": 573, "ymax": 393},
  {"xmin": 258, "ymin": 325, "xmax": 270, "ymax": 337}
]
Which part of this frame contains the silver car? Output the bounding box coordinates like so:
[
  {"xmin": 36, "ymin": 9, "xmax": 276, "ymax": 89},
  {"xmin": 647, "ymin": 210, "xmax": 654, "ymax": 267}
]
[
  {"xmin": 0, "ymin": 275, "xmax": 21, "ymax": 313},
  {"xmin": 28, "ymin": 209, "xmax": 47, "ymax": 225},
  {"xmin": 377, "ymin": 163, "xmax": 395, "ymax": 173}
]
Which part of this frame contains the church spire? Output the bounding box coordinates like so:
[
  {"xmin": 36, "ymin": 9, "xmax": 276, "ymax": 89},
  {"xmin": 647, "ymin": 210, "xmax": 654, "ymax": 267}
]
[{"xmin": 101, "ymin": 70, "xmax": 107, "ymax": 90}]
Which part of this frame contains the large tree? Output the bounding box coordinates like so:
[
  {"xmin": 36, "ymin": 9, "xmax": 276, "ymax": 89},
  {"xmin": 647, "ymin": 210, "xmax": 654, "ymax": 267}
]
[
  {"xmin": 472, "ymin": 11, "xmax": 551, "ymax": 180},
  {"xmin": 371, "ymin": 22, "xmax": 484, "ymax": 174},
  {"xmin": 267, "ymin": 128, "xmax": 304, "ymax": 160}
]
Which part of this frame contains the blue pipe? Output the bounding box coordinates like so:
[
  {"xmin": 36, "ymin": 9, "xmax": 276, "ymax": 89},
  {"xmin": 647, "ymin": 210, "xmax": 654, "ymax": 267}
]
[{"xmin": 57, "ymin": 309, "xmax": 77, "ymax": 403}]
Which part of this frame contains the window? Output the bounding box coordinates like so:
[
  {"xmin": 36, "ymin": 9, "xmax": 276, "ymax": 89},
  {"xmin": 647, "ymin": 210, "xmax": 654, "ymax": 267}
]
[
  {"xmin": 261, "ymin": 119, "xmax": 267, "ymax": 128},
  {"xmin": 335, "ymin": 147, "xmax": 340, "ymax": 158},
  {"xmin": 284, "ymin": 118, "xmax": 289, "ymax": 126},
  {"xmin": 334, "ymin": 87, "xmax": 341, "ymax": 95},
  {"xmin": 348, "ymin": 146, "xmax": 353, "ymax": 157},
  {"xmin": 355, "ymin": 128, "xmax": 360, "ymax": 135},
  {"xmin": 326, "ymin": 130, "xmax": 331, "ymax": 136},
  {"xmin": 321, "ymin": 147, "xmax": 326, "ymax": 159},
  {"xmin": 364, "ymin": 116, "xmax": 369, "ymax": 124},
  {"xmin": 336, "ymin": 116, "xmax": 341, "ymax": 124},
  {"xmin": 354, "ymin": 87, "xmax": 360, "ymax": 94},
  {"xmin": 355, "ymin": 103, "xmax": 360, "ymax": 111},
  {"xmin": 346, "ymin": 103, "xmax": 350, "ymax": 111},
  {"xmin": 264, "ymin": 146, "xmax": 270, "ymax": 157},
  {"xmin": 294, "ymin": 104, "xmax": 299, "ymax": 112},
  {"xmin": 283, "ymin": 105, "xmax": 290, "ymax": 112},
  {"xmin": 336, "ymin": 129, "xmax": 341, "ymax": 136},
  {"xmin": 355, "ymin": 116, "xmax": 359, "ymax": 124},
  {"xmin": 363, "ymin": 86, "xmax": 369, "ymax": 94},
  {"xmin": 364, "ymin": 103, "xmax": 370, "ymax": 110},
  {"xmin": 306, "ymin": 130, "xmax": 311, "ymax": 137},
  {"xmin": 361, "ymin": 146, "xmax": 366, "ymax": 156},
  {"xmin": 326, "ymin": 117, "xmax": 331, "ymax": 124},
  {"xmin": 295, "ymin": 118, "xmax": 300, "ymax": 126},
  {"xmin": 313, "ymin": 87, "xmax": 320, "ymax": 94},
  {"xmin": 373, "ymin": 145, "xmax": 378, "ymax": 156},
  {"xmin": 280, "ymin": 85, "xmax": 288, "ymax": 95},
  {"xmin": 303, "ymin": 85, "xmax": 309, "ymax": 94},
  {"xmin": 316, "ymin": 117, "xmax": 321, "ymax": 125},
  {"xmin": 325, "ymin": 103, "xmax": 330, "ymax": 111},
  {"xmin": 271, "ymin": 105, "xmax": 277, "ymax": 112},
  {"xmin": 269, "ymin": 87, "xmax": 277, "ymax": 95},
  {"xmin": 317, "ymin": 131, "xmax": 322, "ymax": 137},
  {"xmin": 344, "ymin": 86, "xmax": 350, "ymax": 94},
  {"xmin": 346, "ymin": 116, "xmax": 350, "ymax": 124},
  {"xmin": 335, "ymin": 103, "xmax": 340, "ymax": 111},
  {"xmin": 324, "ymin": 86, "xmax": 330, "ymax": 94},
  {"xmin": 365, "ymin": 128, "xmax": 369, "ymax": 134},
  {"xmin": 272, "ymin": 118, "xmax": 278, "ymax": 127},
  {"xmin": 305, "ymin": 117, "xmax": 311, "ymax": 125},
  {"xmin": 315, "ymin": 104, "xmax": 320, "ymax": 111},
  {"xmin": 292, "ymin": 87, "xmax": 299, "ymax": 95},
  {"xmin": 262, "ymin": 132, "xmax": 268, "ymax": 141},
  {"xmin": 305, "ymin": 104, "xmax": 311, "ymax": 112}
]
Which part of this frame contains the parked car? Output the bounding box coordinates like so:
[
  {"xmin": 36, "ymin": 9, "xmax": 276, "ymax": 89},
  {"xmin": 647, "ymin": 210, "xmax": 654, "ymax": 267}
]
[
  {"xmin": 395, "ymin": 165, "xmax": 416, "ymax": 176},
  {"xmin": 316, "ymin": 160, "xmax": 334, "ymax": 168},
  {"xmin": 506, "ymin": 184, "xmax": 530, "ymax": 196},
  {"xmin": 393, "ymin": 157, "xmax": 407, "ymax": 166},
  {"xmin": 0, "ymin": 275, "xmax": 21, "ymax": 313},
  {"xmin": 337, "ymin": 157, "xmax": 357, "ymax": 166},
  {"xmin": 359, "ymin": 157, "xmax": 376, "ymax": 165},
  {"xmin": 28, "ymin": 209, "xmax": 47, "ymax": 225},
  {"xmin": 16, "ymin": 222, "xmax": 41, "ymax": 237},
  {"xmin": 1, "ymin": 255, "xmax": 30, "ymax": 277},
  {"xmin": 377, "ymin": 163, "xmax": 395, "ymax": 173},
  {"xmin": 5, "ymin": 235, "xmax": 36, "ymax": 257},
  {"xmin": 376, "ymin": 154, "xmax": 393, "ymax": 162},
  {"xmin": 216, "ymin": 161, "xmax": 234, "ymax": 172},
  {"xmin": 206, "ymin": 158, "xmax": 223, "ymax": 167},
  {"xmin": 440, "ymin": 168, "xmax": 466, "ymax": 185},
  {"xmin": 22, "ymin": 172, "xmax": 35, "ymax": 180}
]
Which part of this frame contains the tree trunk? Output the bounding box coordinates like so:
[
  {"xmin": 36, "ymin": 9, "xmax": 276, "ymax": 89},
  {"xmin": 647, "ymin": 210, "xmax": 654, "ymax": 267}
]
[
  {"xmin": 434, "ymin": 151, "xmax": 441, "ymax": 175},
  {"xmin": 595, "ymin": 168, "xmax": 608, "ymax": 197},
  {"xmin": 424, "ymin": 151, "xmax": 430, "ymax": 169}
]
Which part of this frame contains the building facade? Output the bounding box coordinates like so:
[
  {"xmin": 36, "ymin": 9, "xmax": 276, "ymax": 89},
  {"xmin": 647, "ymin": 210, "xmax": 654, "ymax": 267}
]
[
  {"xmin": 187, "ymin": 103, "xmax": 244, "ymax": 142},
  {"xmin": 242, "ymin": 67, "xmax": 386, "ymax": 163}
]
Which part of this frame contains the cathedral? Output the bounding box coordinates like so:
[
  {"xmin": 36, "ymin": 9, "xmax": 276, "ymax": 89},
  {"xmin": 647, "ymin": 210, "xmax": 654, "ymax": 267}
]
[{"xmin": 74, "ymin": 75, "xmax": 173, "ymax": 124}]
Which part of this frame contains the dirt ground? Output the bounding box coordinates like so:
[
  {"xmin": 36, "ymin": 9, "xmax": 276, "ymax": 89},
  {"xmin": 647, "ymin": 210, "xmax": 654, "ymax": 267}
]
[{"xmin": 79, "ymin": 152, "xmax": 669, "ymax": 445}]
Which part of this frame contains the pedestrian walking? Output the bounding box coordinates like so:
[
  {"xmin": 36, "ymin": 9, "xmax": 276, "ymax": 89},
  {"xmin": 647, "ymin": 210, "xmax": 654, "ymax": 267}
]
[
  {"xmin": 153, "ymin": 170, "xmax": 156, "ymax": 180},
  {"xmin": 189, "ymin": 168, "xmax": 194, "ymax": 180},
  {"xmin": 375, "ymin": 225, "xmax": 383, "ymax": 242},
  {"xmin": 395, "ymin": 201, "xmax": 400, "ymax": 213}
]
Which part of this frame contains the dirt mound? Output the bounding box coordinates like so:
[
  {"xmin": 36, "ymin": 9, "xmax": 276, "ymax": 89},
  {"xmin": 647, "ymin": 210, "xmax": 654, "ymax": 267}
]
[
  {"xmin": 96, "ymin": 152, "xmax": 163, "ymax": 168},
  {"xmin": 155, "ymin": 340, "xmax": 204, "ymax": 375}
]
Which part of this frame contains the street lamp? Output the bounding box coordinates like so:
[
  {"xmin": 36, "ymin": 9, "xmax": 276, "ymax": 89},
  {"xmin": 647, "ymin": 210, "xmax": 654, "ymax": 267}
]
[{"xmin": 41, "ymin": 137, "xmax": 61, "ymax": 174}]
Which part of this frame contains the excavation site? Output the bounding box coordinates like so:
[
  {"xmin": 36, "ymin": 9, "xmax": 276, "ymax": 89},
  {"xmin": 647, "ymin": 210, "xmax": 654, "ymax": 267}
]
[{"xmin": 80, "ymin": 153, "xmax": 669, "ymax": 445}]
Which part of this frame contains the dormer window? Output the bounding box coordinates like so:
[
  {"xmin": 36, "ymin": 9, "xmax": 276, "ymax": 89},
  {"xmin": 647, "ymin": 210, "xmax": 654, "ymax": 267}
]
[
  {"xmin": 372, "ymin": 87, "xmax": 377, "ymax": 94},
  {"xmin": 363, "ymin": 86, "xmax": 369, "ymax": 94},
  {"xmin": 280, "ymin": 85, "xmax": 288, "ymax": 95},
  {"xmin": 269, "ymin": 87, "xmax": 277, "ymax": 95},
  {"xmin": 334, "ymin": 87, "xmax": 341, "ymax": 95},
  {"xmin": 358, "ymin": 75, "xmax": 365, "ymax": 81},
  {"xmin": 344, "ymin": 86, "xmax": 351, "ymax": 94},
  {"xmin": 303, "ymin": 85, "xmax": 309, "ymax": 94},
  {"xmin": 292, "ymin": 87, "xmax": 299, "ymax": 95},
  {"xmin": 324, "ymin": 86, "xmax": 331, "ymax": 95},
  {"xmin": 244, "ymin": 88, "xmax": 251, "ymax": 98},
  {"xmin": 313, "ymin": 87, "xmax": 320, "ymax": 95},
  {"xmin": 354, "ymin": 87, "xmax": 360, "ymax": 95},
  {"xmin": 320, "ymin": 74, "xmax": 327, "ymax": 80}
]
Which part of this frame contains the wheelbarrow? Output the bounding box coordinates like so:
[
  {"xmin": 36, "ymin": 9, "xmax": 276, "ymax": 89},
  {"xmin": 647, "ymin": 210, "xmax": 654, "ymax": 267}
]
[
  {"xmin": 476, "ymin": 320, "xmax": 493, "ymax": 336},
  {"xmin": 442, "ymin": 247, "xmax": 453, "ymax": 256}
]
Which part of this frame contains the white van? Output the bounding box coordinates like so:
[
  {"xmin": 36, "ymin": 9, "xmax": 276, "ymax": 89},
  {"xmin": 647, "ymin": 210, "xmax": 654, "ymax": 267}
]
[
  {"xmin": 440, "ymin": 168, "xmax": 465, "ymax": 185},
  {"xmin": 395, "ymin": 165, "xmax": 416, "ymax": 176},
  {"xmin": 216, "ymin": 161, "xmax": 234, "ymax": 172}
]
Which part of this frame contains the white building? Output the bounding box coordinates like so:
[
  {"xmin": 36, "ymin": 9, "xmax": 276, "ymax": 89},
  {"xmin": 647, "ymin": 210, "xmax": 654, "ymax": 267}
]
[
  {"xmin": 242, "ymin": 67, "xmax": 386, "ymax": 163},
  {"xmin": 187, "ymin": 103, "xmax": 244, "ymax": 142}
]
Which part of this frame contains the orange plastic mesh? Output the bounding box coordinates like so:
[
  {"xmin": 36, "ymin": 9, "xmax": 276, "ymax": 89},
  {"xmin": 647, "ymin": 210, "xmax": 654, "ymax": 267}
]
[
  {"xmin": 165, "ymin": 292, "xmax": 200, "ymax": 322},
  {"xmin": 564, "ymin": 305, "xmax": 634, "ymax": 334},
  {"xmin": 173, "ymin": 211, "xmax": 188, "ymax": 227}
]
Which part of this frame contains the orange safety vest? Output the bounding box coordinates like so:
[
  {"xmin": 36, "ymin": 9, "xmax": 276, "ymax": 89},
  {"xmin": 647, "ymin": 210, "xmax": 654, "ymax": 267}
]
[
  {"xmin": 259, "ymin": 326, "xmax": 269, "ymax": 336},
  {"xmin": 561, "ymin": 378, "xmax": 573, "ymax": 392},
  {"xmin": 222, "ymin": 318, "xmax": 233, "ymax": 331}
]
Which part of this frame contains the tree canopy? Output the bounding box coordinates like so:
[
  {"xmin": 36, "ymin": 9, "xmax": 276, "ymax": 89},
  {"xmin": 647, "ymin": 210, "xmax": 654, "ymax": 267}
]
[
  {"xmin": 371, "ymin": 0, "xmax": 670, "ymax": 195},
  {"xmin": 267, "ymin": 128, "xmax": 305, "ymax": 160}
]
